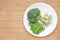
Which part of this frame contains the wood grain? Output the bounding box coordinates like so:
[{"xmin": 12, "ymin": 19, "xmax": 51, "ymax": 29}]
[{"xmin": 0, "ymin": 0, "xmax": 60, "ymax": 40}]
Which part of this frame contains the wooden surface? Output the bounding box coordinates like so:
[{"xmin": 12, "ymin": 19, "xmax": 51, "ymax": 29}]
[{"xmin": 0, "ymin": 0, "xmax": 60, "ymax": 40}]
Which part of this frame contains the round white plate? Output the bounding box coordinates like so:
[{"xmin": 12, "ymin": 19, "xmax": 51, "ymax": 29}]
[{"xmin": 23, "ymin": 3, "xmax": 57, "ymax": 37}]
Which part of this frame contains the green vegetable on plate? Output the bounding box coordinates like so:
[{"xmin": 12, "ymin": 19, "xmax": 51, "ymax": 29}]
[
  {"xmin": 27, "ymin": 8, "xmax": 52, "ymax": 35},
  {"xmin": 27, "ymin": 8, "xmax": 40, "ymax": 23},
  {"xmin": 29, "ymin": 22, "xmax": 45, "ymax": 35}
]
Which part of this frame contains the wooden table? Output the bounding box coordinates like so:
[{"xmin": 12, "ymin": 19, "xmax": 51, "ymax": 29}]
[{"xmin": 0, "ymin": 0, "xmax": 60, "ymax": 40}]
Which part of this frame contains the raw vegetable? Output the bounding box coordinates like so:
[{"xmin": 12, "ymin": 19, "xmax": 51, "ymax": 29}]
[
  {"xmin": 29, "ymin": 22, "xmax": 45, "ymax": 35},
  {"xmin": 39, "ymin": 13, "xmax": 52, "ymax": 26},
  {"xmin": 27, "ymin": 8, "xmax": 40, "ymax": 23},
  {"xmin": 27, "ymin": 8, "xmax": 52, "ymax": 35},
  {"xmin": 27, "ymin": 8, "xmax": 45, "ymax": 35}
]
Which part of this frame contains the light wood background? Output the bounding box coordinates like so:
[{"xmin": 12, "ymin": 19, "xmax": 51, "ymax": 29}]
[{"xmin": 0, "ymin": 0, "xmax": 60, "ymax": 40}]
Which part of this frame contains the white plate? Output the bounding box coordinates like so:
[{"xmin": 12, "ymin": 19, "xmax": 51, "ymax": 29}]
[{"xmin": 23, "ymin": 3, "xmax": 57, "ymax": 37}]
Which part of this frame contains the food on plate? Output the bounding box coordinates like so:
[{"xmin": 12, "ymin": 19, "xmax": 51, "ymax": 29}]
[
  {"xmin": 27, "ymin": 8, "xmax": 52, "ymax": 35},
  {"xmin": 27, "ymin": 8, "xmax": 40, "ymax": 23},
  {"xmin": 39, "ymin": 13, "xmax": 52, "ymax": 26},
  {"xmin": 29, "ymin": 22, "xmax": 45, "ymax": 35}
]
